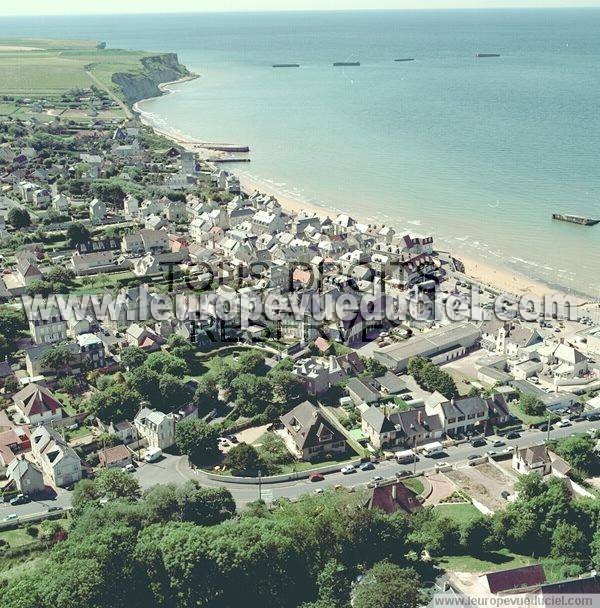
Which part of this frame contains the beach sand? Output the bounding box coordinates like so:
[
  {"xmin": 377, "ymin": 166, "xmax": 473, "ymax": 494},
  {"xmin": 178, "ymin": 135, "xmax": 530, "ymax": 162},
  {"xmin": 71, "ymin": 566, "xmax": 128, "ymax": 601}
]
[{"xmin": 134, "ymin": 88, "xmax": 579, "ymax": 304}]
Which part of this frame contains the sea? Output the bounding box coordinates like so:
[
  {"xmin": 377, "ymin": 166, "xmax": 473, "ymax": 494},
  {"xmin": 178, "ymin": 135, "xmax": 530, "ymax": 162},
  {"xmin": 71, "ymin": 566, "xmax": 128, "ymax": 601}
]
[{"xmin": 7, "ymin": 9, "xmax": 600, "ymax": 297}]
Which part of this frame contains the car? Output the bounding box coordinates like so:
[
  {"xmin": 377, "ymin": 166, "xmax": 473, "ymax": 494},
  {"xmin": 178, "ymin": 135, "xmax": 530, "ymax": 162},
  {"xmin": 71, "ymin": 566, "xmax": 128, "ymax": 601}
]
[
  {"xmin": 227, "ymin": 435, "xmax": 239, "ymax": 443},
  {"xmin": 64, "ymin": 484, "xmax": 75, "ymax": 491},
  {"xmin": 371, "ymin": 475, "xmax": 383, "ymax": 482},
  {"xmin": 395, "ymin": 470, "xmax": 410, "ymax": 478},
  {"xmin": 314, "ymin": 488, "xmax": 324, "ymax": 494},
  {"xmin": 502, "ymin": 446, "xmax": 516, "ymax": 454},
  {"xmin": 4, "ymin": 514, "xmax": 18, "ymax": 521},
  {"xmin": 470, "ymin": 438, "xmax": 486, "ymax": 448},
  {"xmin": 9, "ymin": 493, "xmax": 30, "ymax": 506},
  {"xmin": 500, "ymin": 490, "xmax": 511, "ymax": 500},
  {"xmin": 506, "ymin": 431, "xmax": 520, "ymax": 439},
  {"xmin": 341, "ymin": 465, "xmax": 356, "ymax": 475},
  {"xmin": 556, "ymin": 419, "xmax": 571, "ymax": 428},
  {"xmin": 486, "ymin": 450, "xmax": 497, "ymax": 457},
  {"xmin": 467, "ymin": 454, "xmax": 479, "ymax": 461},
  {"xmin": 47, "ymin": 506, "xmax": 61, "ymax": 513},
  {"xmin": 538, "ymin": 423, "xmax": 550, "ymax": 432},
  {"xmin": 493, "ymin": 440, "xmax": 505, "ymax": 447},
  {"xmin": 359, "ymin": 462, "xmax": 375, "ymax": 471},
  {"xmin": 308, "ymin": 473, "xmax": 325, "ymax": 482},
  {"xmin": 588, "ymin": 429, "xmax": 598, "ymax": 437},
  {"xmin": 122, "ymin": 463, "xmax": 136, "ymax": 473}
]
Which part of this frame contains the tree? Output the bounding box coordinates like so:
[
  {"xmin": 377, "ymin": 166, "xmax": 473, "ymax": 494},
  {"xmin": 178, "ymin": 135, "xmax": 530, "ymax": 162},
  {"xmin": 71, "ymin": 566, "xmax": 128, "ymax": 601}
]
[
  {"xmin": 461, "ymin": 516, "xmax": 494, "ymax": 553},
  {"xmin": 553, "ymin": 436, "xmax": 598, "ymax": 476},
  {"xmin": 520, "ymin": 393, "xmax": 545, "ymax": 417},
  {"xmin": 225, "ymin": 442, "xmax": 263, "ymax": 477},
  {"xmin": 166, "ymin": 334, "xmax": 194, "ymax": 359},
  {"xmin": 230, "ymin": 374, "xmax": 273, "ymax": 416},
  {"xmin": 87, "ymin": 383, "xmax": 141, "ymax": 423},
  {"xmin": 236, "ymin": 350, "xmax": 265, "ymax": 375},
  {"xmin": 315, "ymin": 559, "xmax": 351, "ymax": 608},
  {"xmin": 177, "ymin": 482, "xmax": 236, "ymax": 525},
  {"xmin": 268, "ymin": 369, "xmax": 305, "ymax": 405},
  {"xmin": 40, "ymin": 344, "xmax": 73, "ymax": 371},
  {"xmin": 353, "ymin": 562, "xmax": 421, "ymax": 608},
  {"xmin": 127, "ymin": 366, "xmax": 161, "ymax": 402},
  {"xmin": 174, "ymin": 419, "xmax": 220, "ymax": 466},
  {"xmin": 119, "ymin": 345, "xmax": 147, "ymax": 370},
  {"xmin": 58, "ymin": 376, "xmax": 78, "ymax": 395},
  {"xmin": 95, "ymin": 468, "xmax": 140, "ymax": 501},
  {"xmin": 38, "ymin": 520, "xmax": 67, "ymax": 544},
  {"xmin": 67, "ymin": 222, "xmax": 91, "ymax": 247},
  {"xmin": 551, "ymin": 522, "xmax": 587, "ymax": 566},
  {"xmin": 159, "ymin": 374, "xmax": 190, "ymax": 409},
  {"xmin": 45, "ymin": 266, "xmax": 75, "ymax": 285},
  {"xmin": 145, "ymin": 352, "xmax": 188, "ymax": 378},
  {"xmin": 7, "ymin": 207, "xmax": 31, "ymax": 229},
  {"xmin": 363, "ymin": 357, "xmax": 387, "ymax": 378}
]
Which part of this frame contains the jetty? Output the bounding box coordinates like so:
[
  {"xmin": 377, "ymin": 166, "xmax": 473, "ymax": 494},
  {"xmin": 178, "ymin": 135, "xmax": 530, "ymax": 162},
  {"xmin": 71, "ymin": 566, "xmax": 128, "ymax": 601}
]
[
  {"xmin": 333, "ymin": 62, "xmax": 360, "ymax": 67},
  {"xmin": 200, "ymin": 144, "xmax": 250, "ymax": 153},
  {"xmin": 272, "ymin": 64, "xmax": 300, "ymax": 68},
  {"xmin": 394, "ymin": 58, "xmax": 415, "ymax": 62},
  {"xmin": 476, "ymin": 53, "xmax": 501, "ymax": 58}
]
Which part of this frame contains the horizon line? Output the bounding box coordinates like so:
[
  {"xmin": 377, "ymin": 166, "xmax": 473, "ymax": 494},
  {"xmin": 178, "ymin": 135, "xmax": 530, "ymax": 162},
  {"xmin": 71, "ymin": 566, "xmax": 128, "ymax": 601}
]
[{"xmin": 3, "ymin": 5, "xmax": 600, "ymax": 18}]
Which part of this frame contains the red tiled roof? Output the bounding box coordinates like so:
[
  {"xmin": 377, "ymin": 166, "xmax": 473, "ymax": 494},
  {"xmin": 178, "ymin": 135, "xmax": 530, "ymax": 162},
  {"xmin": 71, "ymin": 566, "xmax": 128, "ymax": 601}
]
[
  {"xmin": 486, "ymin": 565, "xmax": 546, "ymax": 594},
  {"xmin": 369, "ymin": 482, "xmax": 422, "ymax": 515}
]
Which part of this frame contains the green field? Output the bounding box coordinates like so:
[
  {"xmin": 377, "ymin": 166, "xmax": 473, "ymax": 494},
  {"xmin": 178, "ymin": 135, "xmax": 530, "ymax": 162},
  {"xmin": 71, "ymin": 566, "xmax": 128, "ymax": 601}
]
[
  {"xmin": 0, "ymin": 38, "xmax": 150, "ymax": 99},
  {"xmin": 434, "ymin": 502, "xmax": 482, "ymax": 525}
]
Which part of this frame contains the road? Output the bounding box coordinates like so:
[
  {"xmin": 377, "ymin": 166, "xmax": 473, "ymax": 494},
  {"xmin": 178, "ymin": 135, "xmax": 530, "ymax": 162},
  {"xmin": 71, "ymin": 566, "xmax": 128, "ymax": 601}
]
[
  {"xmin": 2, "ymin": 418, "xmax": 597, "ymax": 520},
  {"xmin": 85, "ymin": 69, "xmax": 132, "ymax": 119}
]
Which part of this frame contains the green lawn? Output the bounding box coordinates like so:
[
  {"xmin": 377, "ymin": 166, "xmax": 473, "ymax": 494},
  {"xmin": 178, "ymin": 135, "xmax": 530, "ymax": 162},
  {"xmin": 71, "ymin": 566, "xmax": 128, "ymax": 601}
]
[
  {"xmin": 186, "ymin": 347, "xmax": 261, "ymax": 381},
  {"xmin": 0, "ymin": 527, "xmax": 38, "ymax": 548},
  {"xmin": 508, "ymin": 402, "xmax": 557, "ymax": 427},
  {"xmin": 434, "ymin": 502, "xmax": 482, "ymax": 525},
  {"xmin": 403, "ymin": 477, "xmax": 425, "ymax": 495},
  {"xmin": 438, "ymin": 549, "xmax": 535, "ymax": 573}
]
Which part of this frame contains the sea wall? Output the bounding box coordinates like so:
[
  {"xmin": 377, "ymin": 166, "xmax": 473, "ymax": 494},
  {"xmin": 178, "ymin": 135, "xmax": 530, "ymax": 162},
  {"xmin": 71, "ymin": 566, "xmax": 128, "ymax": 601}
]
[{"xmin": 112, "ymin": 52, "xmax": 192, "ymax": 106}]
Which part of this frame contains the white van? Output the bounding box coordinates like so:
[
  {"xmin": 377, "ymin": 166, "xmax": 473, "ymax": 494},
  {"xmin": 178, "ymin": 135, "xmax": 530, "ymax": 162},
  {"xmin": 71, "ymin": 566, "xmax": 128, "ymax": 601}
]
[
  {"xmin": 395, "ymin": 449, "xmax": 416, "ymax": 464},
  {"xmin": 144, "ymin": 447, "xmax": 163, "ymax": 463},
  {"xmin": 421, "ymin": 441, "xmax": 444, "ymax": 457}
]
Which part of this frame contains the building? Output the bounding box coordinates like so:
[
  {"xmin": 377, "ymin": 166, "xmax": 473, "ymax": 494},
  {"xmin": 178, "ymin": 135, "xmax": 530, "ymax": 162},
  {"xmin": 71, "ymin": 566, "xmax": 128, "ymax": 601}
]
[
  {"xmin": 280, "ymin": 401, "xmax": 347, "ymax": 461},
  {"xmin": 6, "ymin": 457, "xmax": 45, "ymax": 495},
  {"xmin": 30, "ymin": 426, "xmax": 82, "ymax": 488},
  {"xmin": 373, "ymin": 323, "xmax": 481, "ymax": 372},
  {"xmin": 134, "ymin": 407, "xmax": 175, "ymax": 450},
  {"xmin": 12, "ymin": 383, "xmax": 63, "ymax": 426},
  {"xmin": 89, "ymin": 198, "xmax": 107, "ymax": 223},
  {"xmin": 512, "ymin": 444, "xmax": 552, "ymax": 476},
  {"xmin": 28, "ymin": 307, "xmax": 68, "ymax": 345},
  {"xmin": 367, "ymin": 481, "xmax": 422, "ymax": 515},
  {"xmin": 98, "ymin": 444, "xmax": 133, "ymax": 469}
]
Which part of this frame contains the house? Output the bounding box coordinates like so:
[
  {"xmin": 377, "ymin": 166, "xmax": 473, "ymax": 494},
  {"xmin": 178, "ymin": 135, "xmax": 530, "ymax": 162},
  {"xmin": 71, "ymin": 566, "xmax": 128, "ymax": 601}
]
[
  {"xmin": 367, "ymin": 481, "xmax": 422, "ymax": 515},
  {"xmin": 89, "ymin": 198, "xmax": 107, "ymax": 223},
  {"xmin": 512, "ymin": 444, "xmax": 552, "ymax": 476},
  {"xmin": 425, "ymin": 394, "xmax": 488, "ymax": 437},
  {"xmin": 30, "ymin": 425, "xmax": 82, "ymax": 488},
  {"xmin": 280, "ymin": 401, "xmax": 347, "ymax": 461},
  {"xmin": 52, "ymin": 193, "xmax": 70, "ymax": 215},
  {"xmin": 121, "ymin": 229, "xmax": 169, "ymax": 254},
  {"xmin": 482, "ymin": 564, "xmax": 547, "ymax": 595},
  {"xmin": 6, "ymin": 457, "xmax": 45, "ymax": 495},
  {"xmin": 71, "ymin": 250, "xmax": 121, "ymax": 276},
  {"xmin": 134, "ymin": 407, "xmax": 175, "ymax": 450},
  {"xmin": 12, "ymin": 383, "xmax": 63, "ymax": 425},
  {"xmin": 76, "ymin": 333, "xmax": 106, "ymax": 369},
  {"xmin": 481, "ymin": 319, "xmax": 541, "ymax": 356},
  {"xmin": 28, "ymin": 306, "xmax": 68, "ymax": 345},
  {"xmin": 346, "ymin": 377, "xmax": 381, "ymax": 405},
  {"xmin": 98, "ymin": 444, "xmax": 132, "ymax": 469}
]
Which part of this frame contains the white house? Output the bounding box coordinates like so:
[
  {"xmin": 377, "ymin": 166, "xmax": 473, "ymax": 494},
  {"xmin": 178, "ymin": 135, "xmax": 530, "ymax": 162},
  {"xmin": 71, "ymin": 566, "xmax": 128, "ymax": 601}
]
[{"xmin": 30, "ymin": 426, "xmax": 82, "ymax": 488}]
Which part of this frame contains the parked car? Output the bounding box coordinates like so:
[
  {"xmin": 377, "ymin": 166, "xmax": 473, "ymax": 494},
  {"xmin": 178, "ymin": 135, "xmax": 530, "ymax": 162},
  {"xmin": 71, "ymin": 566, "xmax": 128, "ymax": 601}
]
[
  {"xmin": 501, "ymin": 490, "xmax": 511, "ymax": 500},
  {"xmin": 470, "ymin": 437, "xmax": 486, "ymax": 448},
  {"xmin": 341, "ymin": 465, "xmax": 356, "ymax": 475},
  {"xmin": 308, "ymin": 473, "xmax": 325, "ymax": 482},
  {"xmin": 4, "ymin": 514, "xmax": 18, "ymax": 521},
  {"xmin": 359, "ymin": 462, "xmax": 375, "ymax": 471},
  {"xmin": 493, "ymin": 440, "xmax": 505, "ymax": 447},
  {"xmin": 9, "ymin": 493, "xmax": 30, "ymax": 506},
  {"xmin": 122, "ymin": 463, "xmax": 135, "ymax": 473},
  {"xmin": 467, "ymin": 454, "xmax": 480, "ymax": 461},
  {"xmin": 506, "ymin": 431, "xmax": 520, "ymax": 439},
  {"xmin": 556, "ymin": 419, "xmax": 571, "ymax": 428},
  {"xmin": 314, "ymin": 488, "xmax": 324, "ymax": 494},
  {"xmin": 47, "ymin": 506, "xmax": 61, "ymax": 513},
  {"xmin": 395, "ymin": 470, "xmax": 410, "ymax": 478},
  {"xmin": 371, "ymin": 475, "xmax": 383, "ymax": 482}
]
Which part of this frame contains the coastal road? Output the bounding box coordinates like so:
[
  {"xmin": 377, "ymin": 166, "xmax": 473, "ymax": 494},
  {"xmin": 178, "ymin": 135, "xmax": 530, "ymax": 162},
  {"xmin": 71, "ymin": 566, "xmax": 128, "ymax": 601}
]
[
  {"xmin": 3, "ymin": 418, "xmax": 597, "ymax": 521},
  {"xmin": 85, "ymin": 69, "xmax": 132, "ymax": 119}
]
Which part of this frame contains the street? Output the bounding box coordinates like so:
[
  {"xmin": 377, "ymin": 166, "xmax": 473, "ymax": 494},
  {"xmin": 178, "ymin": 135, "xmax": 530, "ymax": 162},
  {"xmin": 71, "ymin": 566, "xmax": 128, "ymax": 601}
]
[{"xmin": 2, "ymin": 417, "xmax": 598, "ymax": 520}]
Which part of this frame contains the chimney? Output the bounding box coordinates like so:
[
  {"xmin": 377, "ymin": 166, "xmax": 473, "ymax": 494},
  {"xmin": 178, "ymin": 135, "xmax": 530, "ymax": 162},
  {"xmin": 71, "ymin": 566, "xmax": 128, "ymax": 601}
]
[
  {"xmin": 417, "ymin": 410, "xmax": 422, "ymax": 425},
  {"xmin": 392, "ymin": 484, "xmax": 397, "ymax": 501}
]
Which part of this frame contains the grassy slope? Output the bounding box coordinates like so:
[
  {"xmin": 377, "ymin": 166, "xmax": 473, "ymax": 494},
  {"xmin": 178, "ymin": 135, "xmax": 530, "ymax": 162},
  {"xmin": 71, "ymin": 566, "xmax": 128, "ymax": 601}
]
[{"xmin": 0, "ymin": 38, "xmax": 152, "ymax": 99}]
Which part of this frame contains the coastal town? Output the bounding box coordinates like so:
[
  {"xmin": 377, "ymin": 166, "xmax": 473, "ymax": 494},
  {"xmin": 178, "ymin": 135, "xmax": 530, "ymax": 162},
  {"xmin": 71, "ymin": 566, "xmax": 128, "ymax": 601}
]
[{"xmin": 1, "ymin": 35, "xmax": 600, "ymax": 608}]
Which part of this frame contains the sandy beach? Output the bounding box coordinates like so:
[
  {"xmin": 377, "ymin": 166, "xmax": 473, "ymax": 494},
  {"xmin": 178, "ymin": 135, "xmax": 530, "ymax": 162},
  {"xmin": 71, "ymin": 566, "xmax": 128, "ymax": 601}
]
[{"xmin": 133, "ymin": 83, "xmax": 581, "ymax": 305}]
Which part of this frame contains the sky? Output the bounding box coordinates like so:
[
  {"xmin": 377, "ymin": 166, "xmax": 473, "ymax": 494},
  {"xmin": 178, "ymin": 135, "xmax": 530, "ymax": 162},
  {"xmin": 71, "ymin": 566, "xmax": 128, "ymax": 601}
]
[{"xmin": 2, "ymin": 0, "xmax": 600, "ymax": 17}]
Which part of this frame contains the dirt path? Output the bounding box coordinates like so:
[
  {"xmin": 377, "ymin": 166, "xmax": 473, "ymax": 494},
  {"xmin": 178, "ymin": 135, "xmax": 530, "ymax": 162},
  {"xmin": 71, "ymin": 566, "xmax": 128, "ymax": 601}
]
[
  {"xmin": 422, "ymin": 472, "xmax": 456, "ymax": 506},
  {"xmin": 85, "ymin": 69, "xmax": 132, "ymax": 119}
]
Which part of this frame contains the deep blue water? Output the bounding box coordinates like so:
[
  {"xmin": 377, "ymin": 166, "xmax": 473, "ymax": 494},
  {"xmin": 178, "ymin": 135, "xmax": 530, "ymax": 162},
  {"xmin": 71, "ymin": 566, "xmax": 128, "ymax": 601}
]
[{"xmin": 5, "ymin": 10, "xmax": 600, "ymax": 296}]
